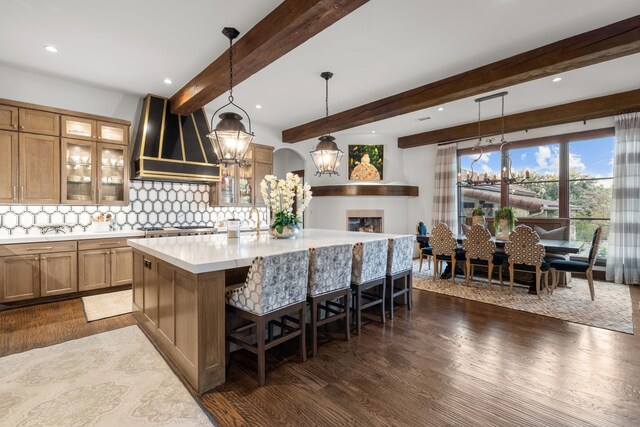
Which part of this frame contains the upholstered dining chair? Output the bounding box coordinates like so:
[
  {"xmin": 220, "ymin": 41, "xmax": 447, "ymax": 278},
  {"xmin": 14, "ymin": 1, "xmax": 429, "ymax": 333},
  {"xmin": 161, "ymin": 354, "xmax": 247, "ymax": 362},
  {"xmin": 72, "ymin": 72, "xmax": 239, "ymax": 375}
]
[
  {"xmin": 419, "ymin": 246, "xmax": 432, "ymax": 272},
  {"xmin": 430, "ymin": 222, "xmax": 464, "ymax": 285},
  {"xmin": 504, "ymin": 225, "xmax": 549, "ymax": 299},
  {"xmin": 307, "ymin": 244, "xmax": 353, "ymax": 357},
  {"xmin": 351, "ymin": 239, "xmax": 388, "ymax": 335},
  {"xmin": 225, "ymin": 250, "xmax": 309, "ymax": 386},
  {"xmin": 386, "ymin": 235, "xmax": 414, "ymax": 319},
  {"xmin": 461, "ymin": 224, "xmax": 504, "ymax": 287},
  {"xmin": 550, "ymin": 226, "xmax": 602, "ymax": 301}
]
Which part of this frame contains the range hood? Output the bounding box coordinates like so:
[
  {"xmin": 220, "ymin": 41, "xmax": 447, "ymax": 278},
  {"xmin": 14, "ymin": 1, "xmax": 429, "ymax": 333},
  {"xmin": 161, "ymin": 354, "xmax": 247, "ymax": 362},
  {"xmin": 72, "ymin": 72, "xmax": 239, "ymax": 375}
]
[{"xmin": 131, "ymin": 94, "xmax": 220, "ymax": 182}]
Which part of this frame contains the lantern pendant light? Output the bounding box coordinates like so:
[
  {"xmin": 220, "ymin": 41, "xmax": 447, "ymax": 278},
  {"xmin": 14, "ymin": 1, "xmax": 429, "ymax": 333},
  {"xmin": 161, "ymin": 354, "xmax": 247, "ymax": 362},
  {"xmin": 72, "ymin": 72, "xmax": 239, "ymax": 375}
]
[
  {"xmin": 310, "ymin": 71, "xmax": 343, "ymax": 176},
  {"xmin": 207, "ymin": 27, "xmax": 254, "ymax": 166}
]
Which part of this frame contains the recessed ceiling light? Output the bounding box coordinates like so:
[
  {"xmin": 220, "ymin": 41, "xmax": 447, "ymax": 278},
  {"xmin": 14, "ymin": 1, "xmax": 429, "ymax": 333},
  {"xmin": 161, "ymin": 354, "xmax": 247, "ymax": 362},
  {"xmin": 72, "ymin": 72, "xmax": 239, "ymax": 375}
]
[
  {"xmin": 371, "ymin": 130, "xmax": 376, "ymax": 133},
  {"xmin": 437, "ymin": 107, "xmax": 444, "ymax": 111},
  {"xmin": 163, "ymin": 78, "xmax": 172, "ymax": 85},
  {"xmin": 552, "ymin": 77, "xmax": 562, "ymax": 83},
  {"xmin": 44, "ymin": 45, "xmax": 58, "ymax": 53},
  {"xmin": 255, "ymin": 104, "xmax": 262, "ymax": 109}
]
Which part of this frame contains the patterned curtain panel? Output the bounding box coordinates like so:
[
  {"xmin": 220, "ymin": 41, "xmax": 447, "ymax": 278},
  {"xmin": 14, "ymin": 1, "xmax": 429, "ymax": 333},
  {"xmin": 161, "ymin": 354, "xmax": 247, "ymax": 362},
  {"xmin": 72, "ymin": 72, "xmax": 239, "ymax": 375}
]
[
  {"xmin": 431, "ymin": 143, "xmax": 458, "ymax": 230},
  {"xmin": 606, "ymin": 113, "xmax": 640, "ymax": 284}
]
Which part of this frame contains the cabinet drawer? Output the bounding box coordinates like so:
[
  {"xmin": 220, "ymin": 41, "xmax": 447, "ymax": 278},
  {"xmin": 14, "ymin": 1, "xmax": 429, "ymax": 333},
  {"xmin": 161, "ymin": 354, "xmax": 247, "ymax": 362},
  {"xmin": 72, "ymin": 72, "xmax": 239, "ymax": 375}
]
[
  {"xmin": 78, "ymin": 238, "xmax": 129, "ymax": 251},
  {"xmin": 0, "ymin": 241, "xmax": 77, "ymax": 257}
]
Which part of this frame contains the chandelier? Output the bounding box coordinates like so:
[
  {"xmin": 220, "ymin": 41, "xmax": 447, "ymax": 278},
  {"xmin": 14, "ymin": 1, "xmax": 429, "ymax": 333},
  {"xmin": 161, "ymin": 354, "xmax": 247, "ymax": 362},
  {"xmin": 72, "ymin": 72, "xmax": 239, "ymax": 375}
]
[
  {"xmin": 207, "ymin": 27, "xmax": 254, "ymax": 167},
  {"xmin": 310, "ymin": 71, "xmax": 343, "ymax": 176},
  {"xmin": 458, "ymin": 91, "xmax": 529, "ymax": 186}
]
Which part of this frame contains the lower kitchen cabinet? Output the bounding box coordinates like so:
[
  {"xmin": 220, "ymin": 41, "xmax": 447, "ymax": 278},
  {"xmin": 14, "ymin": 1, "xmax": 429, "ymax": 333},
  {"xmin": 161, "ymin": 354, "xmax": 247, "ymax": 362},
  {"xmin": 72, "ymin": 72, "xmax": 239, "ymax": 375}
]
[
  {"xmin": 40, "ymin": 251, "xmax": 78, "ymax": 296},
  {"xmin": 0, "ymin": 255, "xmax": 40, "ymax": 302},
  {"xmin": 78, "ymin": 243, "xmax": 133, "ymax": 291},
  {"xmin": 78, "ymin": 249, "xmax": 111, "ymax": 291},
  {"xmin": 111, "ymin": 247, "xmax": 133, "ymax": 287}
]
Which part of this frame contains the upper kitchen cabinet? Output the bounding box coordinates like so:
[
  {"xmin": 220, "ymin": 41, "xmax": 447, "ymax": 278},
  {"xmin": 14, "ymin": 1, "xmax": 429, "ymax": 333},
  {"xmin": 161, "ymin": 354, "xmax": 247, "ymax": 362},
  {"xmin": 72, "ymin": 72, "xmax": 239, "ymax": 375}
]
[
  {"xmin": 0, "ymin": 104, "xmax": 18, "ymax": 131},
  {"xmin": 97, "ymin": 143, "xmax": 128, "ymax": 205},
  {"xmin": 97, "ymin": 121, "xmax": 128, "ymax": 145},
  {"xmin": 19, "ymin": 133, "xmax": 60, "ymax": 204},
  {"xmin": 18, "ymin": 108, "xmax": 59, "ymax": 136},
  {"xmin": 61, "ymin": 115, "xmax": 96, "ymax": 140},
  {"xmin": 210, "ymin": 144, "xmax": 273, "ymax": 207},
  {"xmin": 61, "ymin": 138, "xmax": 96, "ymax": 204},
  {"xmin": 0, "ymin": 130, "xmax": 18, "ymax": 203}
]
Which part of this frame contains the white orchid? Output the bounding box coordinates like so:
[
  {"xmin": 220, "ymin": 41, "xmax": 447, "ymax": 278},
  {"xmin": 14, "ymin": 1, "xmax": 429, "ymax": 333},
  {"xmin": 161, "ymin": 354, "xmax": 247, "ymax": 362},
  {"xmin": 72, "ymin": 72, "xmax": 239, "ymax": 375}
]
[{"xmin": 260, "ymin": 173, "xmax": 313, "ymax": 219}]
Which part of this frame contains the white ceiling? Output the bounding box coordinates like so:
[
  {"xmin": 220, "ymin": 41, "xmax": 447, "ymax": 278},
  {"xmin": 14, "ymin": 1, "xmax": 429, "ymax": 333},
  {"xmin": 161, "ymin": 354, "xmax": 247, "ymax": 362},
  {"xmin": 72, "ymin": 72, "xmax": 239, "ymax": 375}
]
[{"xmin": 2, "ymin": 0, "xmax": 640, "ymax": 143}]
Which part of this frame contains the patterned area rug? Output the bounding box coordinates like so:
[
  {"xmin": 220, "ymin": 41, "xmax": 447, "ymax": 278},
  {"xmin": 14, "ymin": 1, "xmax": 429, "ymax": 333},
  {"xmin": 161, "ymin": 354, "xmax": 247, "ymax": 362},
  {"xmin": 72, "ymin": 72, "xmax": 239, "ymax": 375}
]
[
  {"xmin": 82, "ymin": 289, "xmax": 132, "ymax": 322},
  {"xmin": 0, "ymin": 326, "xmax": 215, "ymax": 426},
  {"xmin": 412, "ymin": 261, "xmax": 634, "ymax": 334}
]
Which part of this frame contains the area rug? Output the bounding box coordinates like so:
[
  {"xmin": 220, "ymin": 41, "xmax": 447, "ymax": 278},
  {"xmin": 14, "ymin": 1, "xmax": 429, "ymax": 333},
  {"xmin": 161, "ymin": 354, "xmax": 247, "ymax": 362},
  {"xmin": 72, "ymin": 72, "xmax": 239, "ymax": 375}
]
[
  {"xmin": 412, "ymin": 261, "xmax": 634, "ymax": 334},
  {"xmin": 82, "ymin": 289, "xmax": 132, "ymax": 321},
  {"xmin": 0, "ymin": 326, "xmax": 215, "ymax": 426}
]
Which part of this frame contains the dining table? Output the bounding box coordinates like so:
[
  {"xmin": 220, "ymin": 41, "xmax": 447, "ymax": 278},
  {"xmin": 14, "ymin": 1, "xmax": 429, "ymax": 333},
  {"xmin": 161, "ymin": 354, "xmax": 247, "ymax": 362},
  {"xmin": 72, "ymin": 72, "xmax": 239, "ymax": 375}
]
[{"xmin": 416, "ymin": 234, "xmax": 584, "ymax": 254}]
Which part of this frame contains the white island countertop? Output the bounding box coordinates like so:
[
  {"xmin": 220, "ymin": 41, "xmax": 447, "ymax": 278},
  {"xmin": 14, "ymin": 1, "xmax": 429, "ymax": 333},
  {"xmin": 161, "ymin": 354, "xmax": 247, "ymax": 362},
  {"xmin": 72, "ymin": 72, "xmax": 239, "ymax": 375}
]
[
  {"xmin": 128, "ymin": 228, "xmax": 414, "ymax": 274},
  {"xmin": 0, "ymin": 230, "xmax": 145, "ymax": 245}
]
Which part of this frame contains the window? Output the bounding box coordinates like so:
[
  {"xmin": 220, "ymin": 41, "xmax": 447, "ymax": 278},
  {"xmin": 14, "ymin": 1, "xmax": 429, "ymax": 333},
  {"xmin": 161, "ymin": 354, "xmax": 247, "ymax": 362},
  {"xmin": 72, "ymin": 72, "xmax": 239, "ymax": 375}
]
[{"xmin": 457, "ymin": 129, "xmax": 614, "ymax": 258}]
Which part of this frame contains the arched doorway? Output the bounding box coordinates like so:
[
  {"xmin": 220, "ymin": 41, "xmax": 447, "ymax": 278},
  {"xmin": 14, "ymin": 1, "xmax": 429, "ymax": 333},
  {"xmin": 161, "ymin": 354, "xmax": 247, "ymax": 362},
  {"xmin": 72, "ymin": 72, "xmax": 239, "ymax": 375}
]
[{"xmin": 273, "ymin": 148, "xmax": 305, "ymax": 179}]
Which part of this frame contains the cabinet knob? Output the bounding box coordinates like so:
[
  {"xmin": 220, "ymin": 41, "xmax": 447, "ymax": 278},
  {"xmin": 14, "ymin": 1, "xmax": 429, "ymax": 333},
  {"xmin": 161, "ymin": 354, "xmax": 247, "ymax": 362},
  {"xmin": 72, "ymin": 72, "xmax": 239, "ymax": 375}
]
[
  {"xmin": 13, "ymin": 124, "xmax": 17, "ymax": 129},
  {"xmin": 19, "ymin": 125, "xmax": 24, "ymax": 130}
]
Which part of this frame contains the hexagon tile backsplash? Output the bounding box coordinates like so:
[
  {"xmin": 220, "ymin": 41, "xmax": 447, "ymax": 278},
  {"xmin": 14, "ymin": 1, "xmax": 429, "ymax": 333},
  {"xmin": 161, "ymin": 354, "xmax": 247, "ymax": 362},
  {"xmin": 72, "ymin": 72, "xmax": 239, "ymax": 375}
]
[{"xmin": 0, "ymin": 180, "xmax": 268, "ymax": 235}]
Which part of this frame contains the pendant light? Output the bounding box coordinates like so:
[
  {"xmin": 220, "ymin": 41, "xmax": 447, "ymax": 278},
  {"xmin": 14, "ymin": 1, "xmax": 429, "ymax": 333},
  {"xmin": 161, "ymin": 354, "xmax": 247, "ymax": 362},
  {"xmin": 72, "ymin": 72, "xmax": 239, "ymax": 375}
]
[
  {"xmin": 310, "ymin": 71, "xmax": 343, "ymax": 176},
  {"xmin": 207, "ymin": 27, "xmax": 254, "ymax": 166}
]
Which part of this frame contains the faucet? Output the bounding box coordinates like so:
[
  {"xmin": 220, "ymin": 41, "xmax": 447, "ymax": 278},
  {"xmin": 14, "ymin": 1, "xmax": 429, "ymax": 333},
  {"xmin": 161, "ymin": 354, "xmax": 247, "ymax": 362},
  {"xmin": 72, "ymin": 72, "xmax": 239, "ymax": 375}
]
[{"xmin": 249, "ymin": 206, "xmax": 261, "ymax": 235}]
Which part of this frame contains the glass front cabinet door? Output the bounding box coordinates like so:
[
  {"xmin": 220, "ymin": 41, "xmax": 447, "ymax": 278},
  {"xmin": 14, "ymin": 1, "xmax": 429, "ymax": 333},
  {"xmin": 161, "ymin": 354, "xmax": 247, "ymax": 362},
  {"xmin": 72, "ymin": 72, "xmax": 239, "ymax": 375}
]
[
  {"xmin": 218, "ymin": 164, "xmax": 236, "ymax": 205},
  {"xmin": 238, "ymin": 162, "xmax": 253, "ymax": 205},
  {"xmin": 97, "ymin": 144, "xmax": 128, "ymax": 205},
  {"xmin": 61, "ymin": 139, "xmax": 96, "ymax": 204}
]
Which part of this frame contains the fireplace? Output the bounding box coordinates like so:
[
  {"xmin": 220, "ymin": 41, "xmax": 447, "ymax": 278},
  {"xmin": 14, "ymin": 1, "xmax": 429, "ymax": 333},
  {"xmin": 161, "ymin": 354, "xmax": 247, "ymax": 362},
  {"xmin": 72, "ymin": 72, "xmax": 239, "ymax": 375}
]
[{"xmin": 346, "ymin": 209, "xmax": 384, "ymax": 233}]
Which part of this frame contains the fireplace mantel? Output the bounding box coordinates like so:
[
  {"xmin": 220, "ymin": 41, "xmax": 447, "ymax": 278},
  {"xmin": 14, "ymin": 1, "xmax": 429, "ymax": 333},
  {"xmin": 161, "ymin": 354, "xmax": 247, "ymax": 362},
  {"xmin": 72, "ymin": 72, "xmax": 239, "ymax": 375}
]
[{"xmin": 311, "ymin": 184, "xmax": 418, "ymax": 197}]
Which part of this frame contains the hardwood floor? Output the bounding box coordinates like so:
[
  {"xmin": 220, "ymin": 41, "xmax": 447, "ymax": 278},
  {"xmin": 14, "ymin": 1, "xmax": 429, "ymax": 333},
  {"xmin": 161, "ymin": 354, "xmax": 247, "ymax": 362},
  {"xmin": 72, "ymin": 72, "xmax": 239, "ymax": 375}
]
[{"xmin": 1, "ymin": 287, "xmax": 639, "ymax": 427}]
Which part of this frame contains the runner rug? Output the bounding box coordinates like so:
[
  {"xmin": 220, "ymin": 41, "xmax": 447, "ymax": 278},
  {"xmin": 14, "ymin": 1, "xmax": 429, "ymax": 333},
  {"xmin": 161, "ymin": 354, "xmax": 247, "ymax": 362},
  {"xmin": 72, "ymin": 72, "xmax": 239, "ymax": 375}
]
[
  {"xmin": 82, "ymin": 289, "xmax": 132, "ymax": 321},
  {"xmin": 412, "ymin": 260, "xmax": 634, "ymax": 334},
  {"xmin": 0, "ymin": 326, "xmax": 215, "ymax": 426}
]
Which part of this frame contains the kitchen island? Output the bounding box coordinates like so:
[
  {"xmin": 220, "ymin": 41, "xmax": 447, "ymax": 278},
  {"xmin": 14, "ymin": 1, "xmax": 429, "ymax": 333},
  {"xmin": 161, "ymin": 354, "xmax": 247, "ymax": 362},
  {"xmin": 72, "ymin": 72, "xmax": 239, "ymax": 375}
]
[{"xmin": 127, "ymin": 228, "xmax": 411, "ymax": 393}]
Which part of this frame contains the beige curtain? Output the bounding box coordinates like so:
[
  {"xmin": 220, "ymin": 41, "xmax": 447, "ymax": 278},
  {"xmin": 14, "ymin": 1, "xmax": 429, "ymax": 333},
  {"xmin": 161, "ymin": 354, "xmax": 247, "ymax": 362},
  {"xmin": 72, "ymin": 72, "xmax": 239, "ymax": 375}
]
[{"xmin": 431, "ymin": 144, "xmax": 458, "ymax": 230}]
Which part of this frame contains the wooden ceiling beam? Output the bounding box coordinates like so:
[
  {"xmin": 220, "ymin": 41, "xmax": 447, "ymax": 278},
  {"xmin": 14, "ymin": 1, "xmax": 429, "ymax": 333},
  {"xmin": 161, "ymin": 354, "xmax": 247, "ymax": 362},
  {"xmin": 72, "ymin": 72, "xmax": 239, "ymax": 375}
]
[
  {"xmin": 282, "ymin": 15, "xmax": 640, "ymax": 143},
  {"xmin": 170, "ymin": 0, "xmax": 369, "ymax": 116},
  {"xmin": 397, "ymin": 88, "xmax": 640, "ymax": 148}
]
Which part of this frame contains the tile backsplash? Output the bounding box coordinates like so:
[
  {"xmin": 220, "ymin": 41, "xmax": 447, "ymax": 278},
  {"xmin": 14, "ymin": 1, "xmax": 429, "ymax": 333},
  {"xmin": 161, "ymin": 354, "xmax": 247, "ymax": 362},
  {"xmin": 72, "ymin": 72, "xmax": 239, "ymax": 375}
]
[{"xmin": 0, "ymin": 180, "xmax": 268, "ymax": 235}]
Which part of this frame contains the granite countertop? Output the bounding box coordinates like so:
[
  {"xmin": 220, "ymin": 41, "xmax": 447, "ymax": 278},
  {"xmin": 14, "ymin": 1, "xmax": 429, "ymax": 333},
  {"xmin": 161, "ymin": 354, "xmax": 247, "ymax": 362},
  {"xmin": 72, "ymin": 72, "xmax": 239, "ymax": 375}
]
[
  {"xmin": 0, "ymin": 230, "xmax": 145, "ymax": 245},
  {"xmin": 128, "ymin": 228, "xmax": 413, "ymax": 274}
]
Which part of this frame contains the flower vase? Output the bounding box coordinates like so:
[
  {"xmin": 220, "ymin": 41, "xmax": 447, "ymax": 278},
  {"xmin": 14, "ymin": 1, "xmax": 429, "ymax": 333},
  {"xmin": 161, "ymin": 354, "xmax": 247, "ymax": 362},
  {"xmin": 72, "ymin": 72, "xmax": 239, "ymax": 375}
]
[
  {"xmin": 472, "ymin": 215, "xmax": 485, "ymax": 226},
  {"xmin": 497, "ymin": 219, "xmax": 510, "ymax": 240},
  {"xmin": 269, "ymin": 224, "xmax": 299, "ymax": 239}
]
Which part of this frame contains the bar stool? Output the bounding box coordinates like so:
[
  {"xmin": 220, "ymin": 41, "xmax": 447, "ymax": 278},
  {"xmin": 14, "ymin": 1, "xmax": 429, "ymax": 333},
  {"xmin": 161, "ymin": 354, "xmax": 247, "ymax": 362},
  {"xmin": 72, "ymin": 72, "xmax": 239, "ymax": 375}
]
[
  {"xmin": 351, "ymin": 239, "xmax": 388, "ymax": 335},
  {"xmin": 307, "ymin": 244, "xmax": 353, "ymax": 356},
  {"xmin": 225, "ymin": 249, "xmax": 309, "ymax": 386},
  {"xmin": 386, "ymin": 235, "xmax": 414, "ymax": 319}
]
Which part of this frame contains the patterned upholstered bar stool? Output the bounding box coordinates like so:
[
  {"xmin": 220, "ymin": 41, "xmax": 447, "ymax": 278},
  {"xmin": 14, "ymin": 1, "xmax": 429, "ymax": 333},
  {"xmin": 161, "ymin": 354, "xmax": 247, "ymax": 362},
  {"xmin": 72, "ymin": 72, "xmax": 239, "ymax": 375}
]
[
  {"xmin": 307, "ymin": 244, "xmax": 353, "ymax": 357},
  {"xmin": 462, "ymin": 224, "xmax": 504, "ymax": 287},
  {"xmin": 226, "ymin": 250, "xmax": 309, "ymax": 386},
  {"xmin": 351, "ymin": 239, "xmax": 388, "ymax": 335},
  {"xmin": 386, "ymin": 235, "xmax": 414, "ymax": 319},
  {"xmin": 504, "ymin": 225, "xmax": 549, "ymax": 299}
]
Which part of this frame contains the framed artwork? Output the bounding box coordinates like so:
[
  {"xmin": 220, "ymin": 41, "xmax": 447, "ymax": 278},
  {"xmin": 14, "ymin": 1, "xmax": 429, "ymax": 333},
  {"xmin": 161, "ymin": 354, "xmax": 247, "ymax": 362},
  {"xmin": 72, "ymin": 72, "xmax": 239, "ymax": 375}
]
[{"xmin": 348, "ymin": 145, "xmax": 383, "ymax": 181}]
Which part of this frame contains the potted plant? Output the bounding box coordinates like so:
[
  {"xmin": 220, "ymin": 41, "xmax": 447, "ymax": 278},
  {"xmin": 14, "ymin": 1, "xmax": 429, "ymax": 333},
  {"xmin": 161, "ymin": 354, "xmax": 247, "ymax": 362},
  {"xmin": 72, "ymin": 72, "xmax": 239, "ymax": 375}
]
[
  {"xmin": 471, "ymin": 207, "xmax": 485, "ymax": 225},
  {"xmin": 260, "ymin": 173, "xmax": 312, "ymax": 239},
  {"xmin": 493, "ymin": 207, "xmax": 517, "ymax": 239}
]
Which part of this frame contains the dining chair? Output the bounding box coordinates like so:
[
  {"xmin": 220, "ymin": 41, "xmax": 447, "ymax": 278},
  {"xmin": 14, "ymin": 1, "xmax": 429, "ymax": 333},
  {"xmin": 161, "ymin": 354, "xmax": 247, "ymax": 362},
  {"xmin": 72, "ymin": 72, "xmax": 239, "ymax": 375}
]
[
  {"xmin": 419, "ymin": 246, "xmax": 433, "ymax": 272},
  {"xmin": 386, "ymin": 235, "xmax": 414, "ymax": 319},
  {"xmin": 461, "ymin": 224, "xmax": 504, "ymax": 287},
  {"xmin": 225, "ymin": 250, "xmax": 309, "ymax": 386},
  {"xmin": 307, "ymin": 244, "xmax": 353, "ymax": 357},
  {"xmin": 549, "ymin": 226, "xmax": 602, "ymax": 301},
  {"xmin": 351, "ymin": 239, "xmax": 388, "ymax": 335},
  {"xmin": 504, "ymin": 225, "xmax": 549, "ymax": 299},
  {"xmin": 430, "ymin": 222, "xmax": 464, "ymax": 285}
]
